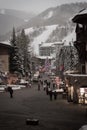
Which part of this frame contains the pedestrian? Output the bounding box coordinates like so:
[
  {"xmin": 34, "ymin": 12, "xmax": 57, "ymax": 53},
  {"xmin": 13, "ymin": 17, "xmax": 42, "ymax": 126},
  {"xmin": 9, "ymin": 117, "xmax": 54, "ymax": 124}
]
[
  {"xmin": 8, "ymin": 87, "xmax": 13, "ymax": 98},
  {"xmin": 53, "ymin": 91, "xmax": 57, "ymax": 100},
  {"xmin": 38, "ymin": 81, "xmax": 40, "ymax": 91},
  {"xmin": 49, "ymin": 89, "xmax": 53, "ymax": 101},
  {"xmin": 40, "ymin": 80, "xmax": 43, "ymax": 86},
  {"xmin": 48, "ymin": 81, "xmax": 50, "ymax": 88},
  {"xmin": 46, "ymin": 86, "xmax": 49, "ymax": 95},
  {"xmin": 53, "ymin": 81, "xmax": 56, "ymax": 89},
  {"xmin": 43, "ymin": 82, "xmax": 46, "ymax": 90},
  {"xmin": 44, "ymin": 79, "xmax": 47, "ymax": 85}
]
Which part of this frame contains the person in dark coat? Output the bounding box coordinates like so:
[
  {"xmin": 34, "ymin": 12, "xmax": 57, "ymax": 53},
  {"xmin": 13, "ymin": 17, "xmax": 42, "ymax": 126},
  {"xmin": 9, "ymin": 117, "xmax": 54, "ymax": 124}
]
[
  {"xmin": 46, "ymin": 86, "xmax": 49, "ymax": 95},
  {"xmin": 53, "ymin": 91, "xmax": 57, "ymax": 100},
  {"xmin": 49, "ymin": 89, "xmax": 53, "ymax": 101},
  {"xmin": 8, "ymin": 87, "xmax": 13, "ymax": 98}
]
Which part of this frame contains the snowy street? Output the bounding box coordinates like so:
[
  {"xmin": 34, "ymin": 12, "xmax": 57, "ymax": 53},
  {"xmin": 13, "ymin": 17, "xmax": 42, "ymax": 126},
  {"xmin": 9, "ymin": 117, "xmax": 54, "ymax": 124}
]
[{"xmin": 0, "ymin": 82, "xmax": 87, "ymax": 130}]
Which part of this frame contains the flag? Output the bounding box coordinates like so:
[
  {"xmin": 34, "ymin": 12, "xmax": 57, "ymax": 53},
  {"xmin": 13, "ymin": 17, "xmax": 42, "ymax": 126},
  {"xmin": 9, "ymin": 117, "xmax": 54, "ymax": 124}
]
[{"xmin": 45, "ymin": 57, "xmax": 50, "ymax": 71}]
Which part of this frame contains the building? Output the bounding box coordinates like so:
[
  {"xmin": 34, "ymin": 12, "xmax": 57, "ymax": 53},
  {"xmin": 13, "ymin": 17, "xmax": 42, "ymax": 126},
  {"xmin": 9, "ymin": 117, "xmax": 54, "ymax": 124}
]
[
  {"xmin": 72, "ymin": 9, "xmax": 87, "ymax": 73},
  {"xmin": 38, "ymin": 42, "xmax": 64, "ymax": 72},
  {"xmin": 0, "ymin": 41, "xmax": 11, "ymax": 73},
  {"xmin": 39, "ymin": 42, "xmax": 55, "ymax": 57},
  {"xmin": 64, "ymin": 9, "xmax": 87, "ymax": 104}
]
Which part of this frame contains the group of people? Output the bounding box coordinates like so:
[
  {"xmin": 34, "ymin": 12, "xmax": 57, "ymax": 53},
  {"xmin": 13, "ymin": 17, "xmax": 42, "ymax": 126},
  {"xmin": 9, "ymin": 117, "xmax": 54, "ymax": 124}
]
[{"xmin": 37, "ymin": 77, "xmax": 58, "ymax": 101}]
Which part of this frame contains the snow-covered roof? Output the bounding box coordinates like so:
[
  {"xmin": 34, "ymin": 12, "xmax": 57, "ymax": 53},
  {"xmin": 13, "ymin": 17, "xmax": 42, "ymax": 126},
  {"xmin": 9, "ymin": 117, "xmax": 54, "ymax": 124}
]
[
  {"xmin": 72, "ymin": 8, "xmax": 87, "ymax": 20},
  {"xmin": 37, "ymin": 56, "xmax": 53, "ymax": 60},
  {"xmin": 53, "ymin": 41, "xmax": 64, "ymax": 45},
  {"xmin": 67, "ymin": 74, "xmax": 87, "ymax": 77},
  {"xmin": 72, "ymin": 8, "xmax": 87, "ymax": 23},
  {"xmin": 40, "ymin": 42, "xmax": 54, "ymax": 47},
  {"xmin": 40, "ymin": 41, "xmax": 64, "ymax": 47},
  {"xmin": 64, "ymin": 70, "xmax": 79, "ymax": 75},
  {"xmin": 79, "ymin": 8, "xmax": 87, "ymax": 15},
  {"xmin": 0, "ymin": 41, "xmax": 11, "ymax": 46}
]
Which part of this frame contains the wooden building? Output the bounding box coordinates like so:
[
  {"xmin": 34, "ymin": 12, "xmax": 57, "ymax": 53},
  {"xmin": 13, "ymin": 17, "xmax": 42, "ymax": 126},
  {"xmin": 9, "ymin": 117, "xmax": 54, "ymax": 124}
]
[
  {"xmin": 64, "ymin": 9, "xmax": 87, "ymax": 104},
  {"xmin": 72, "ymin": 8, "xmax": 87, "ymax": 74},
  {"xmin": 0, "ymin": 41, "xmax": 11, "ymax": 73}
]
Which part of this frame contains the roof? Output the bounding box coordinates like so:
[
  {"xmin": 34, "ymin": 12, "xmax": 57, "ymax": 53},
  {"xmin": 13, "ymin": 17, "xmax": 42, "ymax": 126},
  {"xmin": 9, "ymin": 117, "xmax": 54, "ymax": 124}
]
[
  {"xmin": 0, "ymin": 41, "xmax": 12, "ymax": 48},
  {"xmin": 40, "ymin": 43, "xmax": 54, "ymax": 47},
  {"xmin": 72, "ymin": 8, "xmax": 87, "ymax": 24},
  {"xmin": 37, "ymin": 56, "xmax": 53, "ymax": 60},
  {"xmin": 39, "ymin": 42, "xmax": 64, "ymax": 48},
  {"xmin": 79, "ymin": 8, "xmax": 87, "ymax": 15}
]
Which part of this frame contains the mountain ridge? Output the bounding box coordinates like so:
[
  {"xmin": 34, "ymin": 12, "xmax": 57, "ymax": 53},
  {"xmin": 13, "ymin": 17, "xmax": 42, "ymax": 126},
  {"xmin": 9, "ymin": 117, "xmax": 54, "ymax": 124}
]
[
  {"xmin": 0, "ymin": 2, "xmax": 87, "ymax": 41},
  {"xmin": 23, "ymin": 2, "xmax": 87, "ymax": 29}
]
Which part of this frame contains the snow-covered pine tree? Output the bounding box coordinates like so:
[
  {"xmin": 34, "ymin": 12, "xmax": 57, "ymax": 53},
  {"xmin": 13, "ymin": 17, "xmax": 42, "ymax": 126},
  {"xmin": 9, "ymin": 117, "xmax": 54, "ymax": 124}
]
[
  {"xmin": 56, "ymin": 44, "xmax": 79, "ymax": 73},
  {"xmin": 17, "ymin": 29, "xmax": 30, "ymax": 76},
  {"xmin": 9, "ymin": 27, "xmax": 22, "ymax": 74}
]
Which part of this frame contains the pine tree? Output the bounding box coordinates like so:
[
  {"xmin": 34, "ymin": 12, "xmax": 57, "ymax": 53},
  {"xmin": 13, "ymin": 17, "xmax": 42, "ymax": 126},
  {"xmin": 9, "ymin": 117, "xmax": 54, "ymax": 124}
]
[
  {"xmin": 56, "ymin": 44, "xmax": 79, "ymax": 74},
  {"xmin": 16, "ymin": 29, "xmax": 30, "ymax": 76},
  {"xmin": 9, "ymin": 27, "xmax": 22, "ymax": 74}
]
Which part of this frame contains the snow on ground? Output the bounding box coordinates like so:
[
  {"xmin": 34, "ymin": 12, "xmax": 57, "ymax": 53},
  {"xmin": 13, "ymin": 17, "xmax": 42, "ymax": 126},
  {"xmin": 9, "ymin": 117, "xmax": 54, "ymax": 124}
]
[
  {"xmin": 0, "ymin": 84, "xmax": 27, "ymax": 92},
  {"xmin": 62, "ymin": 29, "xmax": 76, "ymax": 46},
  {"xmin": 31, "ymin": 25, "xmax": 58, "ymax": 55}
]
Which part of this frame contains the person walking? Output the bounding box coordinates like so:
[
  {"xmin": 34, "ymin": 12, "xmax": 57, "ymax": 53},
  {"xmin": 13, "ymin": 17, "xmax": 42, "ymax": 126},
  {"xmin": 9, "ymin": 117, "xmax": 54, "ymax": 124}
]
[
  {"xmin": 53, "ymin": 91, "xmax": 57, "ymax": 100},
  {"xmin": 8, "ymin": 87, "xmax": 13, "ymax": 98},
  {"xmin": 49, "ymin": 89, "xmax": 53, "ymax": 101},
  {"xmin": 38, "ymin": 81, "xmax": 41, "ymax": 91}
]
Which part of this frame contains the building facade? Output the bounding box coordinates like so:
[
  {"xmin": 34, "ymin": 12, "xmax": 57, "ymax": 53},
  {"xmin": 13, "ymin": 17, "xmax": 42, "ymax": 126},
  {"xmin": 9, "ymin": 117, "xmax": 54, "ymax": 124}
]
[
  {"xmin": 38, "ymin": 42, "xmax": 64, "ymax": 72},
  {"xmin": 65, "ymin": 9, "xmax": 87, "ymax": 104},
  {"xmin": 0, "ymin": 41, "xmax": 11, "ymax": 73}
]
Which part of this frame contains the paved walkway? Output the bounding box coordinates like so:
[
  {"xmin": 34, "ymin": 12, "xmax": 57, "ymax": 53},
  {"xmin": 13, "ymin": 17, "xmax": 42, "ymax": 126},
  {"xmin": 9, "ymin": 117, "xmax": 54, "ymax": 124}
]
[{"xmin": 0, "ymin": 83, "xmax": 87, "ymax": 130}]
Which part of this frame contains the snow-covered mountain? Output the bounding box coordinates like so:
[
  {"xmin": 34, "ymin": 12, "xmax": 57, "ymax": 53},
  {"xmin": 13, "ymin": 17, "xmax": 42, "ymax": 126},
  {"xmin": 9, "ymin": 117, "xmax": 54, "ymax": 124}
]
[
  {"xmin": 25, "ymin": 25, "xmax": 58, "ymax": 55},
  {"xmin": 23, "ymin": 2, "xmax": 87, "ymax": 55},
  {"xmin": 1, "ymin": 2, "xmax": 87, "ymax": 41},
  {"xmin": 1, "ymin": 2, "xmax": 87, "ymax": 56},
  {"xmin": 23, "ymin": 2, "xmax": 87, "ymax": 28},
  {"xmin": 25, "ymin": 24, "xmax": 76, "ymax": 55}
]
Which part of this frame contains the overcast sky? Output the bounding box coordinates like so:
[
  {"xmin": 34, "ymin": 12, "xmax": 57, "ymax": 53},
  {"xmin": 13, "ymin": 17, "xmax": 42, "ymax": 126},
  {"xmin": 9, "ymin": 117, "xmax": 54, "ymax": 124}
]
[{"xmin": 0, "ymin": 0, "xmax": 87, "ymax": 14}]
